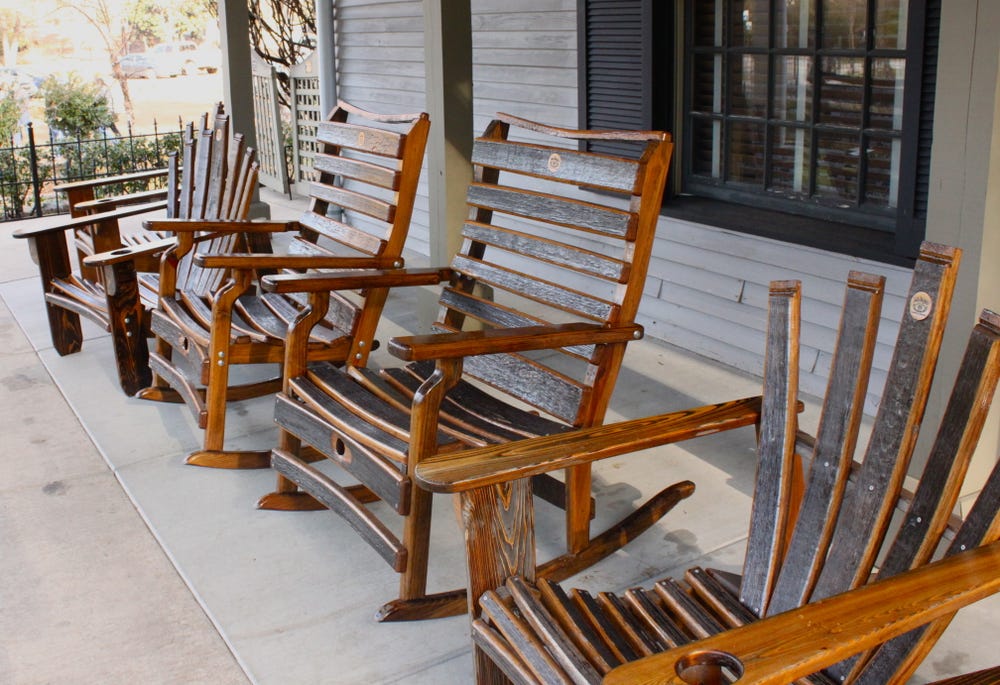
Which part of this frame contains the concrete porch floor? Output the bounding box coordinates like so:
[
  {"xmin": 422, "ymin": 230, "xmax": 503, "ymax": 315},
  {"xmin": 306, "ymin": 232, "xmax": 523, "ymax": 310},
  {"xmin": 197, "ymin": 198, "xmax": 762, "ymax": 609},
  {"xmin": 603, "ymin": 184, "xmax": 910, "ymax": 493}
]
[{"xmin": 1, "ymin": 188, "xmax": 996, "ymax": 684}]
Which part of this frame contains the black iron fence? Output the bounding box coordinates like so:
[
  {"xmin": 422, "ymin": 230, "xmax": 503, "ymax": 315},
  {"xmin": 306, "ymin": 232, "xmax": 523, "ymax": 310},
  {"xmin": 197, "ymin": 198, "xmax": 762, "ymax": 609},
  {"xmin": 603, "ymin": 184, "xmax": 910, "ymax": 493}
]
[{"xmin": 0, "ymin": 121, "xmax": 187, "ymax": 221}]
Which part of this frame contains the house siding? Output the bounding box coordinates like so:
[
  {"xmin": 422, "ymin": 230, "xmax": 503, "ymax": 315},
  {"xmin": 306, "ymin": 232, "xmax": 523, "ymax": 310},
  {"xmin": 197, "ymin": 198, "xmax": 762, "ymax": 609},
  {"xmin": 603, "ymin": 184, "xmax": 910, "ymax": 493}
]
[{"xmin": 328, "ymin": 0, "xmax": 913, "ymax": 412}]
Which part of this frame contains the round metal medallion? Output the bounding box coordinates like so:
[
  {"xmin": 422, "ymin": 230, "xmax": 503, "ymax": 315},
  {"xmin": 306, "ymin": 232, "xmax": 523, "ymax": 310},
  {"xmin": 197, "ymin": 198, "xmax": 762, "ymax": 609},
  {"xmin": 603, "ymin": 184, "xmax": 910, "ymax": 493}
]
[{"xmin": 909, "ymin": 291, "xmax": 933, "ymax": 321}]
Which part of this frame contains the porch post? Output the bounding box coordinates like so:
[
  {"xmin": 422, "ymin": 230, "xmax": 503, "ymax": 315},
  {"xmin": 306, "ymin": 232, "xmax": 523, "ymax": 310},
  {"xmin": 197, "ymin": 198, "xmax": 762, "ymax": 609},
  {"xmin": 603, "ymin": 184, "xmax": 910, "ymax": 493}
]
[
  {"xmin": 924, "ymin": 0, "xmax": 1000, "ymax": 505},
  {"xmin": 316, "ymin": 0, "xmax": 337, "ymax": 115},
  {"xmin": 422, "ymin": 0, "xmax": 474, "ymax": 267},
  {"xmin": 217, "ymin": 0, "xmax": 269, "ymax": 217}
]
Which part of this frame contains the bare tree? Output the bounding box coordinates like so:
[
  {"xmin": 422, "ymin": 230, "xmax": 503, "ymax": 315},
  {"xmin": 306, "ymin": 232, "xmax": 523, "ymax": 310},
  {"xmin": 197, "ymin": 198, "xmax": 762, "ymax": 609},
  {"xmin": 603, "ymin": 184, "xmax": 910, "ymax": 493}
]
[
  {"xmin": 56, "ymin": 0, "xmax": 138, "ymax": 121},
  {"xmin": 248, "ymin": 0, "xmax": 315, "ymax": 106}
]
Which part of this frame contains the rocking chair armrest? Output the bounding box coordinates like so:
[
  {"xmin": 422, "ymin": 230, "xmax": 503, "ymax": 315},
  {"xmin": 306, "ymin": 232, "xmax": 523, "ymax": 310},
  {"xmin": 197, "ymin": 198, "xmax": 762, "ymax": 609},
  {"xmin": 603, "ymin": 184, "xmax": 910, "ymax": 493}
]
[
  {"xmin": 83, "ymin": 237, "xmax": 177, "ymax": 267},
  {"xmin": 414, "ymin": 396, "xmax": 764, "ymax": 493},
  {"xmin": 602, "ymin": 539, "xmax": 1000, "ymax": 685},
  {"xmin": 12, "ymin": 199, "xmax": 168, "ymax": 239},
  {"xmin": 388, "ymin": 322, "xmax": 643, "ymax": 362},
  {"xmin": 193, "ymin": 253, "xmax": 405, "ymax": 271},
  {"xmin": 260, "ymin": 267, "xmax": 454, "ymax": 294},
  {"xmin": 142, "ymin": 219, "xmax": 298, "ymax": 234}
]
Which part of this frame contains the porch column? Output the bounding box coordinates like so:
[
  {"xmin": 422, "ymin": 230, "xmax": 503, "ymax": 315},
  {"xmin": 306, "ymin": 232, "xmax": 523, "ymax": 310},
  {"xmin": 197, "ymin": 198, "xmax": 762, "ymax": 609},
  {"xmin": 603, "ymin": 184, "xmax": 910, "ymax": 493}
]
[
  {"xmin": 924, "ymin": 0, "xmax": 1000, "ymax": 505},
  {"xmin": 217, "ymin": 0, "xmax": 269, "ymax": 217},
  {"xmin": 316, "ymin": 0, "xmax": 337, "ymax": 116},
  {"xmin": 422, "ymin": 0, "xmax": 474, "ymax": 267}
]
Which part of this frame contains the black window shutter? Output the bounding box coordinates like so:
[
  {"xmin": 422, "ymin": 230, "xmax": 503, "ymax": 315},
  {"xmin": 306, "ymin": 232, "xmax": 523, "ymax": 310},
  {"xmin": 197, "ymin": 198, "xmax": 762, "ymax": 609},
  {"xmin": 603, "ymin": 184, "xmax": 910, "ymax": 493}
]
[
  {"xmin": 578, "ymin": 0, "xmax": 653, "ymax": 158},
  {"xmin": 895, "ymin": 0, "xmax": 940, "ymax": 259}
]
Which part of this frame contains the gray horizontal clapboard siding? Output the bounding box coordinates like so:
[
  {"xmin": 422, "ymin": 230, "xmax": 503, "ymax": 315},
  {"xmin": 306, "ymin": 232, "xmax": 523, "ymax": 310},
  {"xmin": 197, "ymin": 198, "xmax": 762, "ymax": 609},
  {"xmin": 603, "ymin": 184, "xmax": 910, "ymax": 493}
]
[{"xmin": 324, "ymin": 0, "xmax": 912, "ymax": 416}]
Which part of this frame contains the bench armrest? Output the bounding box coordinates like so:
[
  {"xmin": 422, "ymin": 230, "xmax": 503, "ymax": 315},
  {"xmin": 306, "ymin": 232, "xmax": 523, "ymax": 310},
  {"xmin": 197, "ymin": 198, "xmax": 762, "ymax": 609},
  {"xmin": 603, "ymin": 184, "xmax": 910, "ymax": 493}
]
[
  {"xmin": 388, "ymin": 322, "xmax": 643, "ymax": 362},
  {"xmin": 12, "ymin": 200, "xmax": 167, "ymax": 239},
  {"xmin": 414, "ymin": 396, "xmax": 763, "ymax": 493},
  {"xmin": 83, "ymin": 237, "xmax": 177, "ymax": 267},
  {"xmin": 142, "ymin": 219, "xmax": 298, "ymax": 234},
  {"xmin": 603, "ymin": 539, "xmax": 1000, "ymax": 685},
  {"xmin": 192, "ymin": 253, "xmax": 404, "ymax": 271},
  {"xmin": 261, "ymin": 267, "xmax": 453, "ymax": 294}
]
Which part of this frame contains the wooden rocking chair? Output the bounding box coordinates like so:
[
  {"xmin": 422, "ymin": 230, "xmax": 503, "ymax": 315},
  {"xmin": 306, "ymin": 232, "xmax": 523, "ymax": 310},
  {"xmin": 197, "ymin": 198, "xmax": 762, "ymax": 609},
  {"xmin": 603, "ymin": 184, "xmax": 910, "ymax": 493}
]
[
  {"xmin": 136, "ymin": 102, "xmax": 431, "ymax": 470},
  {"xmin": 12, "ymin": 105, "xmax": 258, "ymax": 395},
  {"xmin": 255, "ymin": 114, "xmax": 678, "ymax": 622},
  {"xmin": 415, "ymin": 242, "xmax": 1000, "ymax": 684}
]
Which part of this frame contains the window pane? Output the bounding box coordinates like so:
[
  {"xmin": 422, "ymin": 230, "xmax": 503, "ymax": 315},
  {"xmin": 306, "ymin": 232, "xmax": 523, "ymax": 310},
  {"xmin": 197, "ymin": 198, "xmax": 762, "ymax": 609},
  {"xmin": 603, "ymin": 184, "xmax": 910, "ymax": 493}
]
[
  {"xmin": 731, "ymin": 0, "xmax": 769, "ymax": 48},
  {"xmin": 875, "ymin": 0, "xmax": 907, "ymax": 49},
  {"xmin": 691, "ymin": 117, "xmax": 722, "ymax": 178},
  {"xmin": 821, "ymin": 0, "xmax": 867, "ymax": 49},
  {"xmin": 729, "ymin": 54, "xmax": 768, "ymax": 117},
  {"xmin": 777, "ymin": 0, "xmax": 815, "ymax": 49},
  {"xmin": 693, "ymin": 54, "xmax": 722, "ymax": 113},
  {"xmin": 816, "ymin": 131, "xmax": 859, "ymax": 203},
  {"xmin": 770, "ymin": 125, "xmax": 812, "ymax": 195},
  {"xmin": 693, "ymin": 0, "xmax": 724, "ymax": 47},
  {"xmin": 728, "ymin": 121, "xmax": 766, "ymax": 185},
  {"xmin": 869, "ymin": 58, "xmax": 905, "ymax": 130},
  {"xmin": 773, "ymin": 56, "xmax": 813, "ymax": 121},
  {"xmin": 819, "ymin": 57, "xmax": 864, "ymax": 128},
  {"xmin": 865, "ymin": 136, "xmax": 900, "ymax": 208}
]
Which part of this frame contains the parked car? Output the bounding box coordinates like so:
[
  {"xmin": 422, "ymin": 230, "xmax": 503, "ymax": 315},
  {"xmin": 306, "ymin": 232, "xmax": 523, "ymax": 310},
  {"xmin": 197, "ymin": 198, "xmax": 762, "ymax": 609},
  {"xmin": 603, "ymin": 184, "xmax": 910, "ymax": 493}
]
[
  {"xmin": 117, "ymin": 54, "xmax": 156, "ymax": 79},
  {"xmin": 147, "ymin": 42, "xmax": 191, "ymax": 78},
  {"xmin": 0, "ymin": 67, "xmax": 43, "ymax": 98}
]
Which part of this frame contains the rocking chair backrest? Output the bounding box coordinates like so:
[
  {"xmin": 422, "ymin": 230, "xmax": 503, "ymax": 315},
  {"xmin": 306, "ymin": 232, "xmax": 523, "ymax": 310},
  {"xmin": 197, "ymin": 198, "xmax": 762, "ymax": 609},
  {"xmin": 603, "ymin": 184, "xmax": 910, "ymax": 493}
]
[
  {"xmin": 741, "ymin": 243, "xmax": 1000, "ymax": 682},
  {"xmin": 430, "ymin": 114, "xmax": 673, "ymax": 428},
  {"xmin": 170, "ymin": 106, "xmax": 259, "ymax": 298},
  {"xmin": 290, "ymin": 102, "xmax": 431, "ymax": 357}
]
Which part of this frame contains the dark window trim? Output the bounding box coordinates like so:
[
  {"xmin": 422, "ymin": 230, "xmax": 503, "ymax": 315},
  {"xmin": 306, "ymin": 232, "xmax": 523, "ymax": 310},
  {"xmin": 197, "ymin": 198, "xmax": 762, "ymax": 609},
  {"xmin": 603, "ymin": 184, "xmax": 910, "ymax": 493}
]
[{"xmin": 579, "ymin": 0, "xmax": 939, "ymax": 265}]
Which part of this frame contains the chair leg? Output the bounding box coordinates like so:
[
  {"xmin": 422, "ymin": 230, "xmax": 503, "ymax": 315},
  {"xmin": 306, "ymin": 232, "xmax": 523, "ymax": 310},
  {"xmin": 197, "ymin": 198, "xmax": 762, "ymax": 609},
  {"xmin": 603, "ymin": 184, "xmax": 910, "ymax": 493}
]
[
  {"xmin": 258, "ymin": 434, "xmax": 327, "ymax": 510},
  {"xmin": 376, "ymin": 484, "xmax": 468, "ymax": 622},
  {"xmin": 184, "ymin": 363, "xmax": 271, "ymax": 468},
  {"xmin": 102, "ymin": 262, "xmax": 152, "ymax": 396},
  {"xmin": 32, "ymin": 232, "xmax": 84, "ymax": 356}
]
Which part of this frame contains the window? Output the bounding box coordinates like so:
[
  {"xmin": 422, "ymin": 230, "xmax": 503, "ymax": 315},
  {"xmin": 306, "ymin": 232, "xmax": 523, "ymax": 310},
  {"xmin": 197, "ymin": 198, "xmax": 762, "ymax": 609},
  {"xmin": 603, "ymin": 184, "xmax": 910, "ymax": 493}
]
[{"xmin": 579, "ymin": 0, "xmax": 940, "ymax": 262}]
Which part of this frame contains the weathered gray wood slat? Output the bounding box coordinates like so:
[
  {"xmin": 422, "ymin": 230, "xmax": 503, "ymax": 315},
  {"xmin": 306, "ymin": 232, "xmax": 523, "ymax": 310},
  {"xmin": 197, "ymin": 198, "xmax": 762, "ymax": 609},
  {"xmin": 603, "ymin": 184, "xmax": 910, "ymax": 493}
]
[
  {"xmin": 312, "ymin": 152, "xmax": 400, "ymax": 189},
  {"xmin": 316, "ymin": 120, "xmax": 405, "ymax": 157},
  {"xmin": 270, "ymin": 448, "xmax": 405, "ymax": 571},
  {"xmin": 622, "ymin": 588, "xmax": 688, "ymax": 649},
  {"xmin": 461, "ymin": 351, "xmax": 585, "ymax": 426},
  {"xmin": 378, "ymin": 367, "xmax": 529, "ymax": 444},
  {"xmin": 827, "ymin": 311, "xmax": 1000, "ymax": 685},
  {"xmin": 739, "ymin": 281, "xmax": 800, "ymax": 617},
  {"xmin": 478, "ymin": 591, "xmax": 574, "ymax": 684},
  {"xmin": 470, "ymin": 621, "xmax": 543, "ymax": 685},
  {"xmin": 465, "ymin": 184, "xmax": 634, "ymax": 238},
  {"xmin": 598, "ymin": 591, "xmax": 663, "ymax": 654},
  {"xmin": 811, "ymin": 248, "xmax": 958, "ymax": 603},
  {"xmin": 472, "ymin": 139, "xmax": 640, "ymax": 193},
  {"xmin": 540, "ymin": 580, "xmax": 622, "ymax": 673},
  {"xmin": 685, "ymin": 568, "xmax": 756, "ymax": 627},
  {"xmin": 309, "ymin": 181, "xmax": 395, "ymax": 223},
  {"xmin": 850, "ymin": 449, "xmax": 1000, "ymax": 685},
  {"xmin": 274, "ymin": 390, "xmax": 407, "ymax": 511},
  {"xmin": 653, "ymin": 577, "xmax": 725, "ymax": 637},
  {"xmin": 572, "ymin": 588, "xmax": 639, "ymax": 663},
  {"xmin": 233, "ymin": 294, "xmax": 289, "ymax": 339},
  {"xmin": 404, "ymin": 361, "xmax": 574, "ymax": 438},
  {"xmin": 452, "ymin": 255, "xmax": 614, "ymax": 321},
  {"xmin": 767, "ymin": 273, "xmax": 884, "ymax": 616},
  {"xmin": 298, "ymin": 210, "xmax": 386, "ymax": 256},
  {"xmin": 462, "ymin": 221, "xmax": 627, "ymax": 282},
  {"xmin": 438, "ymin": 289, "xmax": 596, "ymax": 360}
]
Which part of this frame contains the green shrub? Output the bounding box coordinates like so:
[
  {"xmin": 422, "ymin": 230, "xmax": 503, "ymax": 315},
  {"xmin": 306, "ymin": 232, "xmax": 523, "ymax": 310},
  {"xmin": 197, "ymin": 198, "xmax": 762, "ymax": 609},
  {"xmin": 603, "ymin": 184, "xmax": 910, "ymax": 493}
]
[{"xmin": 41, "ymin": 74, "xmax": 116, "ymax": 138}]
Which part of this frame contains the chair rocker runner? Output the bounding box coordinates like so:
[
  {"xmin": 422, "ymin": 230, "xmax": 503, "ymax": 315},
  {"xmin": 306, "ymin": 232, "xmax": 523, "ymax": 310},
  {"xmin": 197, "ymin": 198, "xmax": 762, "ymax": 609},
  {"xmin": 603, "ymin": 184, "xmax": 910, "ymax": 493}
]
[
  {"xmin": 12, "ymin": 104, "xmax": 257, "ymax": 396},
  {"xmin": 257, "ymin": 114, "xmax": 678, "ymax": 622},
  {"xmin": 415, "ymin": 242, "xmax": 1000, "ymax": 684},
  {"xmin": 137, "ymin": 102, "xmax": 431, "ymax": 470}
]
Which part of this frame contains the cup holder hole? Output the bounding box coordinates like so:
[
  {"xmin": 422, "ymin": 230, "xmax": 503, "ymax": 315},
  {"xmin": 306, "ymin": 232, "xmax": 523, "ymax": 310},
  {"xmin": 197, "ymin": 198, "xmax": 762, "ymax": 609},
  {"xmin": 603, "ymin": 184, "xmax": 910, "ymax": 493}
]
[{"xmin": 675, "ymin": 650, "xmax": 744, "ymax": 685}]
